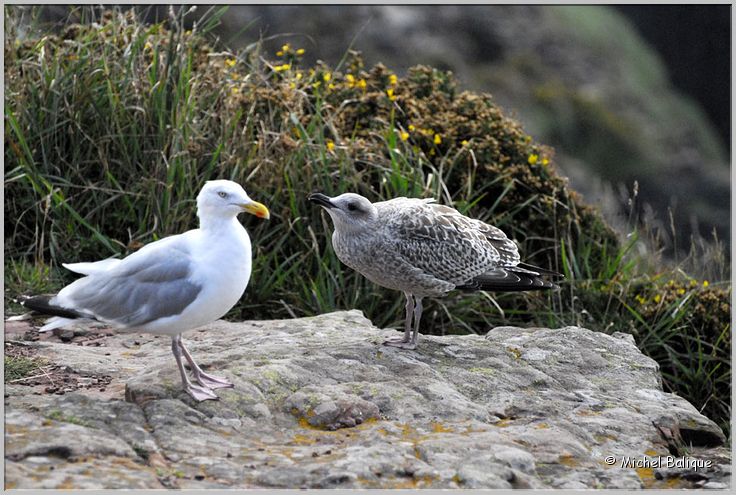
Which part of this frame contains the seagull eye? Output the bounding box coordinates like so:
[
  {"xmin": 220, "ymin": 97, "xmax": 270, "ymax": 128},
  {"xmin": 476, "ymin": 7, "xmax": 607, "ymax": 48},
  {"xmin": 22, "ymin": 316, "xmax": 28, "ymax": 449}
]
[
  {"xmin": 218, "ymin": 191, "xmax": 228, "ymax": 198},
  {"xmin": 347, "ymin": 203, "xmax": 358, "ymax": 212}
]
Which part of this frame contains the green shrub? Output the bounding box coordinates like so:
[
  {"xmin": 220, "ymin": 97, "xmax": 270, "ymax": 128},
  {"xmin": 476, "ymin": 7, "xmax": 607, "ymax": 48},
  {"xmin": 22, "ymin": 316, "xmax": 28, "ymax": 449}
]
[{"xmin": 4, "ymin": 7, "xmax": 730, "ymax": 437}]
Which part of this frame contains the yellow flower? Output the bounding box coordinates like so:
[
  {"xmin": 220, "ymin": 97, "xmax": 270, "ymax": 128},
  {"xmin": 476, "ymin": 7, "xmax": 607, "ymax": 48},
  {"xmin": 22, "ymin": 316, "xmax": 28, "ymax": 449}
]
[
  {"xmin": 677, "ymin": 288, "xmax": 686, "ymax": 295},
  {"xmin": 230, "ymin": 73, "xmax": 239, "ymax": 81},
  {"xmin": 296, "ymin": 71, "xmax": 303, "ymax": 80},
  {"xmin": 703, "ymin": 280, "xmax": 710, "ymax": 287},
  {"xmin": 326, "ymin": 140, "xmax": 335, "ymax": 152},
  {"xmin": 323, "ymin": 72, "xmax": 332, "ymax": 82},
  {"xmin": 400, "ymin": 131, "xmax": 409, "ymax": 141},
  {"xmin": 225, "ymin": 58, "xmax": 236, "ymax": 67},
  {"xmin": 289, "ymin": 82, "xmax": 296, "ymax": 89},
  {"xmin": 386, "ymin": 88, "xmax": 396, "ymax": 100},
  {"xmin": 653, "ymin": 294, "xmax": 661, "ymax": 303},
  {"xmin": 541, "ymin": 158, "xmax": 550, "ymax": 166},
  {"xmin": 689, "ymin": 280, "xmax": 697, "ymax": 287},
  {"xmin": 144, "ymin": 41, "xmax": 153, "ymax": 51},
  {"xmin": 328, "ymin": 83, "xmax": 335, "ymax": 90},
  {"xmin": 357, "ymin": 79, "xmax": 367, "ymax": 90},
  {"xmin": 433, "ymin": 134, "xmax": 442, "ymax": 145},
  {"xmin": 312, "ymin": 81, "xmax": 321, "ymax": 88},
  {"xmin": 389, "ymin": 74, "xmax": 398, "ymax": 86},
  {"xmin": 461, "ymin": 140, "xmax": 469, "ymax": 146},
  {"xmin": 408, "ymin": 124, "xmax": 416, "ymax": 131},
  {"xmin": 282, "ymin": 43, "xmax": 290, "ymax": 52},
  {"xmin": 274, "ymin": 63, "xmax": 291, "ymax": 72},
  {"xmin": 528, "ymin": 154, "xmax": 539, "ymax": 165},
  {"xmin": 230, "ymin": 86, "xmax": 240, "ymax": 95},
  {"xmin": 276, "ymin": 50, "xmax": 283, "ymax": 57},
  {"xmin": 635, "ymin": 294, "xmax": 646, "ymax": 305},
  {"xmin": 296, "ymin": 48, "xmax": 305, "ymax": 55},
  {"xmin": 346, "ymin": 74, "xmax": 355, "ymax": 86}
]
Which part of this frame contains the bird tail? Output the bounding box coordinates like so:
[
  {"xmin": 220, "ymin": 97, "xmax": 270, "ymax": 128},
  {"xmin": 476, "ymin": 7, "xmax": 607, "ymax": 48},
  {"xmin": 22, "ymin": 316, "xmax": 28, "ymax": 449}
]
[{"xmin": 456, "ymin": 265, "xmax": 561, "ymax": 292}]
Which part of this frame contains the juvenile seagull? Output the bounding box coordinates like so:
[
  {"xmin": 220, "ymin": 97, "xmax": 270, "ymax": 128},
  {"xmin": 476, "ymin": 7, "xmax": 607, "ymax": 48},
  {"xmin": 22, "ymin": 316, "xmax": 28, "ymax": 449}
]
[
  {"xmin": 20, "ymin": 180, "xmax": 270, "ymax": 401},
  {"xmin": 309, "ymin": 192, "xmax": 559, "ymax": 350}
]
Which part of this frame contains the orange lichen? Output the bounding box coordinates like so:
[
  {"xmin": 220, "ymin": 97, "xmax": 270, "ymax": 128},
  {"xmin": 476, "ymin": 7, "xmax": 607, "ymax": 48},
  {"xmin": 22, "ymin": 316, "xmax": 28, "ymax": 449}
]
[
  {"xmin": 291, "ymin": 434, "xmax": 317, "ymax": 445},
  {"xmin": 636, "ymin": 467, "xmax": 655, "ymax": 488},
  {"xmin": 430, "ymin": 422, "xmax": 454, "ymax": 433}
]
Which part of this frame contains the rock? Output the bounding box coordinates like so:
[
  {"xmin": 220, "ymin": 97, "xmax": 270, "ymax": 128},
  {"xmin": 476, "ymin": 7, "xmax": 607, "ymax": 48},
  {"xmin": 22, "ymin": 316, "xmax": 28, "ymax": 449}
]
[
  {"xmin": 284, "ymin": 387, "xmax": 380, "ymax": 430},
  {"xmin": 4, "ymin": 311, "xmax": 729, "ymax": 489},
  {"xmin": 703, "ymin": 481, "xmax": 728, "ymax": 490}
]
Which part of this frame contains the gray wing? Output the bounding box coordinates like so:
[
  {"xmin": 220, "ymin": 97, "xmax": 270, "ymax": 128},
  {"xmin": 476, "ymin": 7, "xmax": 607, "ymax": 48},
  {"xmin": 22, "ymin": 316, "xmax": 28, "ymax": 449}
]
[
  {"xmin": 381, "ymin": 200, "xmax": 520, "ymax": 286},
  {"xmin": 55, "ymin": 241, "xmax": 202, "ymax": 328}
]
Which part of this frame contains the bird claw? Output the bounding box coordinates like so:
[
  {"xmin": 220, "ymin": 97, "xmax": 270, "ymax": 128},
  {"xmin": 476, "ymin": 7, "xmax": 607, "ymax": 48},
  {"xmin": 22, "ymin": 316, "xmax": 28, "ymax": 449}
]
[
  {"xmin": 382, "ymin": 338, "xmax": 417, "ymax": 350},
  {"xmin": 194, "ymin": 371, "xmax": 234, "ymax": 390},
  {"xmin": 185, "ymin": 383, "xmax": 219, "ymax": 401}
]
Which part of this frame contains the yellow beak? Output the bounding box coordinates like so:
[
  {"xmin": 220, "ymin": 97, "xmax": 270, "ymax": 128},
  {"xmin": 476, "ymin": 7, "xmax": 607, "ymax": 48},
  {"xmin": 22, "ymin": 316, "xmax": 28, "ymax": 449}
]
[{"xmin": 240, "ymin": 201, "xmax": 270, "ymax": 219}]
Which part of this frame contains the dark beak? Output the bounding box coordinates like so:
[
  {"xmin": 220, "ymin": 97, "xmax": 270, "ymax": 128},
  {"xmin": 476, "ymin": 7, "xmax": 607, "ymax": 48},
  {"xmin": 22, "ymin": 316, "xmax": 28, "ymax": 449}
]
[{"xmin": 308, "ymin": 192, "xmax": 336, "ymax": 209}]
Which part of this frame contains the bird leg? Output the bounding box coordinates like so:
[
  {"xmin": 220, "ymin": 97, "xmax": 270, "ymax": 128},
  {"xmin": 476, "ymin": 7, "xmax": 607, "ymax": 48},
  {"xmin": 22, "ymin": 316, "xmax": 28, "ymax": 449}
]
[
  {"xmin": 177, "ymin": 335, "xmax": 234, "ymax": 390},
  {"xmin": 171, "ymin": 336, "xmax": 218, "ymax": 401},
  {"xmin": 410, "ymin": 297, "xmax": 424, "ymax": 348},
  {"xmin": 384, "ymin": 293, "xmax": 419, "ymax": 350}
]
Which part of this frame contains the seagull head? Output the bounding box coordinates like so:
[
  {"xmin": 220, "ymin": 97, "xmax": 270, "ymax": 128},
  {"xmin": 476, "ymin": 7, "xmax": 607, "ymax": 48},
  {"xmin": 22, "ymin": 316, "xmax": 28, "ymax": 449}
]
[
  {"xmin": 308, "ymin": 192, "xmax": 377, "ymax": 232},
  {"xmin": 197, "ymin": 180, "xmax": 270, "ymax": 221}
]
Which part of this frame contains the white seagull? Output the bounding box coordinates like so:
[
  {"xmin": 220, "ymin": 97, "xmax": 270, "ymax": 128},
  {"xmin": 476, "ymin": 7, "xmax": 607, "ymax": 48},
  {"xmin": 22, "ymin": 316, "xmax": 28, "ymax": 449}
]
[
  {"xmin": 20, "ymin": 180, "xmax": 270, "ymax": 401},
  {"xmin": 309, "ymin": 192, "xmax": 559, "ymax": 350}
]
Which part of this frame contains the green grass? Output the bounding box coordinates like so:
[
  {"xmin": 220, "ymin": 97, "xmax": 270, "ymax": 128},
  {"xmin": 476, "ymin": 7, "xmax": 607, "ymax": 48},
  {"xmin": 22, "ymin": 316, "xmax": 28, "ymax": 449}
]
[
  {"xmin": 4, "ymin": 6, "xmax": 730, "ymax": 439},
  {"xmin": 5, "ymin": 355, "xmax": 47, "ymax": 382}
]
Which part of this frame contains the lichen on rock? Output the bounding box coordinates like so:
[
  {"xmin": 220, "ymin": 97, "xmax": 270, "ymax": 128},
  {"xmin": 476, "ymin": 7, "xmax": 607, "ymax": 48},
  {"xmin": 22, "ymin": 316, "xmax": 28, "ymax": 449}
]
[{"xmin": 4, "ymin": 311, "xmax": 729, "ymax": 489}]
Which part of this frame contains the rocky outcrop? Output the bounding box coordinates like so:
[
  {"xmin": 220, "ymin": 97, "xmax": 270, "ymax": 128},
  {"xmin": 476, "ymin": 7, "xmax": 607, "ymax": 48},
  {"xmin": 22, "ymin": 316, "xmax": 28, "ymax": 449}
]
[{"xmin": 4, "ymin": 311, "xmax": 729, "ymax": 489}]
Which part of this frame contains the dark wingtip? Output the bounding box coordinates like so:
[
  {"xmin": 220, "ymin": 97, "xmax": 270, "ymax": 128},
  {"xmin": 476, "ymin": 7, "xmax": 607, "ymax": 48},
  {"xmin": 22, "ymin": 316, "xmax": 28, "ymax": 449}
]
[
  {"xmin": 20, "ymin": 295, "xmax": 87, "ymax": 319},
  {"xmin": 456, "ymin": 268, "xmax": 561, "ymax": 292},
  {"xmin": 516, "ymin": 262, "xmax": 564, "ymax": 278}
]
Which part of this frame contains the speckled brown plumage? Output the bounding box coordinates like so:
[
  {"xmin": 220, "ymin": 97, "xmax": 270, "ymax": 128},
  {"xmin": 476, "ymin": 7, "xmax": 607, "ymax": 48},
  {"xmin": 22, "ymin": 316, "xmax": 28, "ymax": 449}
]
[{"xmin": 309, "ymin": 191, "xmax": 560, "ymax": 349}]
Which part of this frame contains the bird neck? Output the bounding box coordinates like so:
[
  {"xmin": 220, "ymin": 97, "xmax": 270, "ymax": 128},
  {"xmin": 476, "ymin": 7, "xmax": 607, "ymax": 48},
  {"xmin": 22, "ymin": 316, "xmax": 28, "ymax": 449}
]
[{"xmin": 199, "ymin": 214, "xmax": 240, "ymax": 233}]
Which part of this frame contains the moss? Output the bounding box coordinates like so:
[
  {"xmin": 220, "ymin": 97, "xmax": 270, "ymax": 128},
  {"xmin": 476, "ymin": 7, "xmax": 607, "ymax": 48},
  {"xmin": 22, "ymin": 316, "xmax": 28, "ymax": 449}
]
[
  {"xmin": 469, "ymin": 367, "xmax": 496, "ymax": 376},
  {"xmin": 4, "ymin": 356, "xmax": 44, "ymax": 382},
  {"xmin": 45, "ymin": 410, "xmax": 89, "ymax": 427}
]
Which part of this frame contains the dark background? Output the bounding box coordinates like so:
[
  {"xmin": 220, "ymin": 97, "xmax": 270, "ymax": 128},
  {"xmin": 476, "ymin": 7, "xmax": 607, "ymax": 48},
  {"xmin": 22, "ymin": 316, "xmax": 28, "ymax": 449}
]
[{"xmin": 616, "ymin": 4, "xmax": 730, "ymax": 152}]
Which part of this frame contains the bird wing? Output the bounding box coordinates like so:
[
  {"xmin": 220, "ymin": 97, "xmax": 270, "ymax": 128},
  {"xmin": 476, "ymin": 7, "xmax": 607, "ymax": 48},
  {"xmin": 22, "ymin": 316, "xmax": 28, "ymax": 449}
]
[
  {"xmin": 63, "ymin": 257, "xmax": 122, "ymax": 275},
  {"xmin": 381, "ymin": 200, "xmax": 519, "ymax": 286},
  {"xmin": 52, "ymin": 236, "xmax": 202, "ymax": 328}
]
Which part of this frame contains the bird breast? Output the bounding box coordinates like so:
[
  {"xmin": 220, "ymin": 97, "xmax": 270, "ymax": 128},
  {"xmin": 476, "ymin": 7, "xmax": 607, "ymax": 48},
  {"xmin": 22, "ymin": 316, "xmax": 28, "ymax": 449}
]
[{"xmin": 188, "ymin": 225, "xmax": 252, "ymax": 321}]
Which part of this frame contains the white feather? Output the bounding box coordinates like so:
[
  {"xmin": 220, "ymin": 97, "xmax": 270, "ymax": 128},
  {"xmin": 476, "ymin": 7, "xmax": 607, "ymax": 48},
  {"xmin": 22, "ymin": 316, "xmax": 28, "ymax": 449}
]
[
  {"xmin": 39, "ymin": 317, "xmax": 78, "ymax": 332},
  {"xmin": 62, "ymin": 258, "xmax": 121, "ymax": 275}
]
